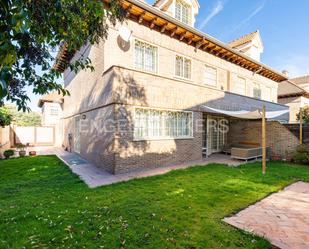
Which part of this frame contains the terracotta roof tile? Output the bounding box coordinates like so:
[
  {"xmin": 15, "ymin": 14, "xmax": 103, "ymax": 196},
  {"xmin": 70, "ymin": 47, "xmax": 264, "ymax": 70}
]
[
  {"xmin": 290, "ymin": 75, "xmax": 309, "ymax": 85},
  {"xmin": 38, "ymin": 92, "xmax": 63, "ymax": 107},
  {"xmin": 228, "ymin": 30, "xmax": 259, "ymax": 48}
]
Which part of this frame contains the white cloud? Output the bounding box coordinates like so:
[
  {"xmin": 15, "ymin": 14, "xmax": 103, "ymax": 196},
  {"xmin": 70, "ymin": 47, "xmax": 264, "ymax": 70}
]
[
  {"xmin": 229, "ymin": 1, "xmax": 265, "ymax": 34},
  {"xmin": 198, "ymin": 1, "xmax": 224, "ymax": 30},
  {"xmin": 273, "ymin": 55, "xmax": 309, "ymax": 78}
]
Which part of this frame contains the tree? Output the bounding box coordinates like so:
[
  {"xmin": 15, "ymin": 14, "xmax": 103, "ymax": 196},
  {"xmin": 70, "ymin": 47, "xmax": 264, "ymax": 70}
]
[
  {"xmin": 0, "ymin": 0, "xmax": 124, "ymax": 111},
  {"xmin": 0, "ymin": 106, "xmax": 12, "ymax": 127},
  {"xmin": 6, "ymin": 105, "xmax": 41, "ymax": 126},
  {"xmin": 297, "ymin": 106, "xmax": 309, "ymax": 124}
]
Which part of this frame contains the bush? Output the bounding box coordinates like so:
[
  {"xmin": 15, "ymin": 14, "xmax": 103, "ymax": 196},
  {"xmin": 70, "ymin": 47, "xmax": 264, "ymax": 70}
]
[
  {"xmin": 293, "ymin": 145, "xmax": 309, "ymax": 165},
  {"xmin": 3, "ymin": 149, "xmax": 15, "ymax": 159}
]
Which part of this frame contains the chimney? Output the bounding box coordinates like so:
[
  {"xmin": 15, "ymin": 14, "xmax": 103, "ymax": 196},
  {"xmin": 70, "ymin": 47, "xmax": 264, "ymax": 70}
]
[{"xmin": 282, "ymin": 70, "xmax": 289, "ymax": 78}]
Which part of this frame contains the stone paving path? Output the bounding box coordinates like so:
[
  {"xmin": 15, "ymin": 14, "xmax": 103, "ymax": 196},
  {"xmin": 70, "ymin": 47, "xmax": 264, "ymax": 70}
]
[
  {"xmin": 223, "ymin": 181, "xmax": 309, "ymax": 249},
  {"xmin": 34, "ymin": 147, "xmax": 246, "ymax": 188}
]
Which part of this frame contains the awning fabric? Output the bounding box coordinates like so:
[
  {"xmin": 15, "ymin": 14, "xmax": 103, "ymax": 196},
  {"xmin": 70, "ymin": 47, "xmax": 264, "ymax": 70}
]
[{"xmin": 201, "ymin": 105, "xmax": 289, "ymax": 120}]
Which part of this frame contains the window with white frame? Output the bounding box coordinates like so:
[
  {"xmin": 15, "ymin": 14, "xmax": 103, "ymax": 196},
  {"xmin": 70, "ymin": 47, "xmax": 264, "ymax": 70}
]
[
  {"xmin": 134, "ymin": 108, "xmax": 193, "ymax": 140},
  {"xmin": 204, "ymin": 65, "xmax": 217, "ymax": 87},
  {"xmin": 175, "ymin": 55, "xmax": 191, "ymax": 79},
  {"xmin": 50, "ymin": 107, "xmax": 59, "ymax": 116},
  {"xmin": 253, "ymin": 83, "xmax": 261, "ymax": 99},
  {"xmin": 175, "ymin": 0, "xmax": 191, "ymax": 25},
  {"xmin": 134, "ymin": 40, "xmax": 157, "ymax": 73},
  {"xmin": 264, "ymin": 86, "xmax": 272, "ymax": 101},
  {"xmin": 232, "ymin": 77, "xmax": 246, "ymax": 95}
]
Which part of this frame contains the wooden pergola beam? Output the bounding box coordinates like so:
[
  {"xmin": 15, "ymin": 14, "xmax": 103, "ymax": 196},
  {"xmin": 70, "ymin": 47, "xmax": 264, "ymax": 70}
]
[{"xmin": 262, "ymin": 105, "xmax": 266, "ymax": 174}]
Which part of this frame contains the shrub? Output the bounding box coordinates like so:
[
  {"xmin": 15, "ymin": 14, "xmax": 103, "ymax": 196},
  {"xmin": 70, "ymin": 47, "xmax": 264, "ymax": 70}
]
[
  {"xmin": 293, "ymin": 144, "xmax": 309, "ymax": 165},
  {"xmin": 3, "ymin": 149, "xmax": 15, "ymax": 159}
]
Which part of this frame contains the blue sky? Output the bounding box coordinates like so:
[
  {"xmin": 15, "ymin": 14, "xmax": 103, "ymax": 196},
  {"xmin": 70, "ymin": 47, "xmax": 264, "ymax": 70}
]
[{"xmin": 26, "ymin": 0, "xmax": 309, "ymax": 111}]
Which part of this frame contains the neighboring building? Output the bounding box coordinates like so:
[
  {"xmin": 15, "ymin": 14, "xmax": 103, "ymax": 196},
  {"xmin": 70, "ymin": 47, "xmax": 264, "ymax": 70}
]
[
  {"xmin": 278, "ymin": 76, "xmax": 309, "ymax": 123},
  {"xmin": 38, "ymin": 93, "xmax": 63, "ymax": 126},
  {"xmin": 38, "ymin": 93, "xmax": 63, "ymax": 146},
  {"xmin": 54, "ymin": 0, "xmax": 297, "ymax": 174}
]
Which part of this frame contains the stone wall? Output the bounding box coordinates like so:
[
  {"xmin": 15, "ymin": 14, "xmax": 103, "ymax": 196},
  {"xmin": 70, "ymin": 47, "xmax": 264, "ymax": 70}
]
[{"xmin": 228, "ymin": 120, "xmax": 300, "ymax": 159}]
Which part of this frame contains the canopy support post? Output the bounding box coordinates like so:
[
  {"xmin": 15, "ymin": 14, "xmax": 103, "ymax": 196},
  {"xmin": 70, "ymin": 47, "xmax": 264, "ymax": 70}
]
[
  {"xmin": 300, "ymin": 107, "xmax": 303, "ymax": 145},
  {"xmin": 262, "ymin": 105, "xmax": 266, "ymax": 175}
]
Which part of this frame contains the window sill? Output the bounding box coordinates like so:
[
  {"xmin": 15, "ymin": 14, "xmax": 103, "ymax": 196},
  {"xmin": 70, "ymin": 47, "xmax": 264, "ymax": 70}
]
[
  {"xmin": 173, "ymin": 76, "xmax": 193, "ymax": 83},
  {"xmin": 133, "ymin": 136, "xmax": 194, "ymax": 142}
]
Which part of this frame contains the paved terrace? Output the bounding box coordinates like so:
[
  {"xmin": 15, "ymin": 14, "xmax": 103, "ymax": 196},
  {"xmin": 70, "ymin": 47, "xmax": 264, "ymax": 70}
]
[
  {"xmin": 224, "ymin": 182, "xmax": 309, "ymax": 249},
  {"xmin": 34, "ymin": 146, "xmax": 246, "ymax": 188}
]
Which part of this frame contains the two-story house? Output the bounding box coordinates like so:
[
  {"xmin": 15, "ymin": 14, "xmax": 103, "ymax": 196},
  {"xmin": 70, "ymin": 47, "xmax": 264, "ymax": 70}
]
[
  {"xmin": 278, "ymin": 76, "xmax": 309, "ymax": 123},
  {"xmin": 54, "ymin": 0, "xmax": 297, "ymax": 174}
]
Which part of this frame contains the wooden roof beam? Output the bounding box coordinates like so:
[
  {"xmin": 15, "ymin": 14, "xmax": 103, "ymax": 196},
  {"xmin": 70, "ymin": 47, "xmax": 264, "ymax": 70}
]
[
  {"xmin": 160, "ymin": 23, "xmax": 167, "ymax": 33},
  {"xmin": 180, "ymin": 31, "xmax": 187, "ymax": 41},
  {"xmin": 196, "ymin": 38, "xmax": 205, "ymax": 50},
  {"xmin": 125, "ymin": 5, "xmax": 133, "ymax": 18},
  {"xmin": 202, "ymin": 42, "xmax": 210, "ymax": 50},
  {"xmin": 170, "ymin": 27, "xmax": 178, "ymax": 37},
  {"xmin": 188, "ymin": 36, "xmax": 194, "ymax": 45},
  {"xmin": 149, "ymin": 18, "xmax": 157, "ymax": 29},
  {"xmin": 138, "ymin": 11, "xmax": 146, "ymax": 24}
]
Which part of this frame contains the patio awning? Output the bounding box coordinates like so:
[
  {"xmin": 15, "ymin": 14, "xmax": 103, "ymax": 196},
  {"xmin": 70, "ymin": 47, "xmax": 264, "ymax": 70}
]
[{"xmin": 201, "ymin": 105, "xmax": 289, "ymax": 120}]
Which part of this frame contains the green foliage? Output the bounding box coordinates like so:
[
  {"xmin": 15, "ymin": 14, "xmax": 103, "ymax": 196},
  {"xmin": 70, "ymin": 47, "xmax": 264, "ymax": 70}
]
[
  {"xmin": 15, "ymin": 143, "xmax": 27, "ymax": 150},
  {"xmin": 0, "ymin": 156, "xmax": 309, "ymax": 248},
  {"xmin": 297, "ymin": 106, "xmax": 309, "ymax": 123},
  {"xmin": 3, "ymin": 149, "xmax": 14, "ymax": 158},
  {"xmin": 0, "ymin": 0, "xmax": 124, "ymax": 111},
  {"xmin": 293, "ymin": 144, "xmax": 309, "ymax": 165},
  {"xmin": 0, "ymin": 106, "xmax": 12, "ymax": 127},
  {"xmin": 6, "ymin": 105, "xmax": 41, "ymax": 126}
]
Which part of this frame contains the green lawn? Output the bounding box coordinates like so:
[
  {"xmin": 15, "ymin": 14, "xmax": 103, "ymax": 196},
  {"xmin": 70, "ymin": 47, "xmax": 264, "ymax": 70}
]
[{"xmin": 0, "ymin": 156, "xmax": 308, "ymax": 249}]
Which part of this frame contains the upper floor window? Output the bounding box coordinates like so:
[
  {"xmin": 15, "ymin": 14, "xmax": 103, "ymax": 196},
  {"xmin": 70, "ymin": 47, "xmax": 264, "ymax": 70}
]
[
  {"xmin": 50, "ymin": 107, "xmax": 59, "ymax": 116},
  {"xmin": 264, "ymin": 86, "xmax": 272, "ymax": 101},
  {"xmin": 175, "ymin": 55, "xmax": 191, "ymax": 79},
  {"xmin": 134, "ymin": 40, "xmax": 157, "ymax": 73},
  {"xmin": 175, "ymin": 0, "xmax": 191, "ymax": 25},
  {"xmin": 232, "ymin": 77, "xmax": 246, "ymax": 95},
  {"xmin": 204, "ymin": 65, "xmax": 217, "ymax": 87},
  {"xmin": 253, "ymin": 83, "xmax": 261, "ymax": 99}
]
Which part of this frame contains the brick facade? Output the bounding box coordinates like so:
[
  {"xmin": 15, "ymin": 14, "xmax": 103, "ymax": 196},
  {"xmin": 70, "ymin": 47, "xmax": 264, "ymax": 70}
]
[
  {"xmin": 228, "ymin": 120, "xmax": 300, "ymax": 160},
  {"xmin": 60, "ymin": 16, "xmax": 292, "ymax": 174}
]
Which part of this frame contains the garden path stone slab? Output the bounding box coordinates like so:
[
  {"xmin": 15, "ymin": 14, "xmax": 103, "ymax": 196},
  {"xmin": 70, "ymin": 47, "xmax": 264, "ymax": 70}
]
[{"xmin": 223, "ymin": 181, "xmax": 309, "ymax": 249}]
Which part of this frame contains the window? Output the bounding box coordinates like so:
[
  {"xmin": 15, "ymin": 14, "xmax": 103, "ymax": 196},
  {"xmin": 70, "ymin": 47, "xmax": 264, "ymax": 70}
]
[
  {"xmin": 134, "ymin": 108, "xmax": 193, "ymax": 140},
  {"xmin": 175, "ymin": 0, "xmax": 191, "ymax": 25},
  {"xmin": 175, "ymin": 55, "xmax": 191, "ymax": 79},
  {"xmin": 253, "ymin": 83, "xmax": 261, "ymax": 99},
  {"xmin": 134, "ymin": 40, "xmax": 157, "ymax": 73},
  {"xmin": 264, "ymin": 86, "xmax": 272, "ymax": 101},
  {"xmin": 204, "ymin": 65, "xmax": 217, "ymax": 87},
  {"xmin": 50, "ymin": 107, "xmax": 59, "ymax": 116},
  {"xmin": 232, "ymin": 77, "xmax": 246, "ymax": 95}
]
